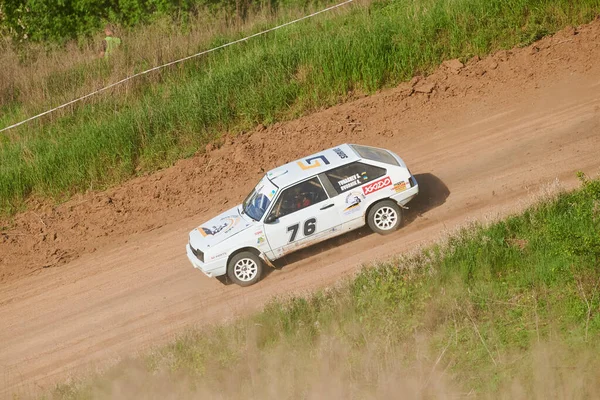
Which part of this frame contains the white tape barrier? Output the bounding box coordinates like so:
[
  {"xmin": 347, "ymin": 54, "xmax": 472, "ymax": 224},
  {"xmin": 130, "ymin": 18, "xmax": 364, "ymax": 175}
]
[{"xmin": 0, "ymin": 0, "xmax": 354, "ymax": 134}]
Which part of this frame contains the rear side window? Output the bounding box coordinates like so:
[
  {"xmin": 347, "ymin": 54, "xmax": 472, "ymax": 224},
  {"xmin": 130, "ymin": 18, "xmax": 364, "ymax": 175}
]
[
  {"xmin": 350, "ymin": 144, "xmax": 399, "ymax": 166},
  {"xmin": 325, "ymin": 162, "xmax": 386, "ymax": 194}
]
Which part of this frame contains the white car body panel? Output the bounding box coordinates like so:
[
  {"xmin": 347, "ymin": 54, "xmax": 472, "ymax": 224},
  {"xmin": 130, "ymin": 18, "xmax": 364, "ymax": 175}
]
[
  {"xmin": 186, "ymin": 143, "xmax": 419, "ymax": 279},
  {"xmin": 263, "ymin": 191, "xmax": 343, "ymax": 259}
]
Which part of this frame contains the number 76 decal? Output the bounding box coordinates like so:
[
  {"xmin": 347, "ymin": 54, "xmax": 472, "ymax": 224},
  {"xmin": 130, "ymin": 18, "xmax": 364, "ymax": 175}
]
[{"xmin": 287, "ymin": 218, "xmax": 317, "ymax": 242}]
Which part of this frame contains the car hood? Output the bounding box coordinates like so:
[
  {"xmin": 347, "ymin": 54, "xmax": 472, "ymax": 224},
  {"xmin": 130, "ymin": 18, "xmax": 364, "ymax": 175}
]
[{"xmin": 189, "ymin": 206, "xmax": 255, "ymax": 250}]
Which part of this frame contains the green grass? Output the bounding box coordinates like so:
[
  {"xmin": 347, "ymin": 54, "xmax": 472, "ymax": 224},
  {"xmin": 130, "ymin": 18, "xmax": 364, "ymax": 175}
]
[
  {"xmin": 2, "ymin": 0, "xmax": 600, "ymax": 214},
  {"xmin": 43, "ymin": 176, "xmax": 600, "ymax": 399}
]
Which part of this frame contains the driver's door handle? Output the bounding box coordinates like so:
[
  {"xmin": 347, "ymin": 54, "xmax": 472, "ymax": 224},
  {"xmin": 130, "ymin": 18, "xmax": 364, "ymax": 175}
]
[{"xmin": 320, "ymin": 203, "xmax": 334, "ymax": 210}]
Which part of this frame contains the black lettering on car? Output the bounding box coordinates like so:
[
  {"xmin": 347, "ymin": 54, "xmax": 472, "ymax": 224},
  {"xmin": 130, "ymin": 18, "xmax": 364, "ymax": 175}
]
[
  {"xmin": 304, "ymin": 218, "xmax": 316, "ymax": 235},
  {"xmin": 333, "ymin": 147, "xmax": 348, "ymax": 159},
  {"xmin": 287, "ymin": 223, "xmax": 300, "ymax": 242},
  {"xmin": 287, "ymin": 218, "xmax": 317, "ymax": 243}
]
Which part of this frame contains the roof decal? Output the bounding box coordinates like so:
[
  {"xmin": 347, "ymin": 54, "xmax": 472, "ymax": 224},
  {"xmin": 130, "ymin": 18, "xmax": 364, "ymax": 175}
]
[
  {"xmin": 296, "ymin": 155, "xmax": 330, "ymax": 170},
  {"xmin": 267, "ymin": 144, "xmax": 360, "ymax": 187}
]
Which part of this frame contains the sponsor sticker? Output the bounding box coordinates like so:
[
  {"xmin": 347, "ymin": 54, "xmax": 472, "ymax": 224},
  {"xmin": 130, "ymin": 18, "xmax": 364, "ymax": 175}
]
[
  {"xmin": 362, "ymin": 176, "xmax": 392, "ymax": 195},
  {"xmin": 210, "ymin": 252, "xmax": 227, "ymax": 260},
  {"xmin": 343, "ymin": 191, "xmax": 365, "ymax": 215},
  {"xmin": 254, "ymin": 230, "xmax": 264, "ymax": 236},
  {"xmin": 337, "ymin": 173, "xmax": 361, "ymax": 191},
  {"xmin": 297, "ymin": 155, "xmax": 330, "ymax": 170},
  {"xmin": 197, "ymin": 215, "xmax": 240, "ymax": 237},
  {"xmin": 257, "ymin": 236, "xmax": 266, "ymax": 245},
  {"xmin": 393, "ymin": 181, "xmax": 409, "ymax": 193},
  {"xmin": 333, "ymin": 147, "xmax": 348, "ymax": 159}
]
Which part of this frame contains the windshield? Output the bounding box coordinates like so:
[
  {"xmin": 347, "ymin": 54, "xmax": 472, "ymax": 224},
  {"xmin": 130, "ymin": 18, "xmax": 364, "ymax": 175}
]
[{"xmin": 243, "ymin": 176, "xmax": 278, "ymax": 221}]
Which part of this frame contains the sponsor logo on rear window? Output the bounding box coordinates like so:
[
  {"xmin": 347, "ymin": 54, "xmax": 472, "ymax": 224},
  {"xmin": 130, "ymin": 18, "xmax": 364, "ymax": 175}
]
[{"xmin": 337, "ymin": 173, "xmax": 361, "ymax": 191}]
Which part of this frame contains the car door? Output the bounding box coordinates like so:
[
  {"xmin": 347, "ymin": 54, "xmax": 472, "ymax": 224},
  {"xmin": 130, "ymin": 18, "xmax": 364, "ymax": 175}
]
[
  {"xmin": 263, "ymin": 176, "xmax": 342, "ymax": 259},
  {"xmin": 321, "ymin": 161, "xmax": 388, "ymax": 230}
]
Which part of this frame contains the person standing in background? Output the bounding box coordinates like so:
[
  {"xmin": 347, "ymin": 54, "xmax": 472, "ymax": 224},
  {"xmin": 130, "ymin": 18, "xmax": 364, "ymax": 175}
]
[{"xmin": 100, "ymin": 25, "xmax": 121, "ymax": 58}]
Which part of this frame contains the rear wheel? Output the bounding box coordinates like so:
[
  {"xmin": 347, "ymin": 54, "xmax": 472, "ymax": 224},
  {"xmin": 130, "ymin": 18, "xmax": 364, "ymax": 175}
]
[
  {"xmin": 367, "ymin": 200, "xmax": 402, "ymax": 235},
  {"xmin": 227, "ymin": 251, "xmax": 263, "ymax": 287}
]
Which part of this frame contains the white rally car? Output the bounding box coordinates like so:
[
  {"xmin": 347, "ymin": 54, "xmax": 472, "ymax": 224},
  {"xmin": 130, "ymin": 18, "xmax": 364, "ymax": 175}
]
[{"xmin": 186, "ymin": 144, "xmax": 418, "ymax": 286}]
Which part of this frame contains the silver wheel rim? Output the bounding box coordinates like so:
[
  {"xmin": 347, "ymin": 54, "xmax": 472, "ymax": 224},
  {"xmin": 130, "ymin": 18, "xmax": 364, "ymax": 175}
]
[
  {"xmin": 374, "ymin": 206, "xmax": 398, "ymax": 230},
  {"xmin": 234, "ymin": 258, "xmax": 258, "ymax": 282}
]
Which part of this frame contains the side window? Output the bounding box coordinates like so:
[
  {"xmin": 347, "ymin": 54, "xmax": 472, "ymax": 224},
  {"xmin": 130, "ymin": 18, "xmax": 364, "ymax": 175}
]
[
  {"xmin": 269, "ymin": 177, "xmax": 328, "ymax": 219},
  {"xmin": 325, "ymin": 162, "xmax": 386, "ymax": 194}
]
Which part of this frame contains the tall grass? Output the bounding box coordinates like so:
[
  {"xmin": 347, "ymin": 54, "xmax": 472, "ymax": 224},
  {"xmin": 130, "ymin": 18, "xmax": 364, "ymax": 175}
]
[
  {"xmin": 43, "ymin": 177, "xmax": 600, "ymax": 399},
  {"xmin": 0, "ymin": 1, "xmax": 339, "ymax": 114},
  {"xmin": 1, "ymin": 0, "xmax": 600, "ymax": 214}
]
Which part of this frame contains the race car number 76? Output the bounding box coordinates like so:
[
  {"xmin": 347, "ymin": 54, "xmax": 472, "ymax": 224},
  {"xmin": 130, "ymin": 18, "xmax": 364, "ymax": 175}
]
[{"xmin": 287, "ymin": 218, "xmax": 317, "ymax": 242}]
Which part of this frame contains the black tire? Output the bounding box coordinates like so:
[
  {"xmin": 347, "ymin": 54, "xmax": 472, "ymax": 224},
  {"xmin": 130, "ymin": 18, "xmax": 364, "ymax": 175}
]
[
  {"xmin": 227, "ymin": 251, "xmax": 263, "ymax": 287},
  {"xmin": 367, "ymin": 200, "xmax": 402, "ymax": 235}
]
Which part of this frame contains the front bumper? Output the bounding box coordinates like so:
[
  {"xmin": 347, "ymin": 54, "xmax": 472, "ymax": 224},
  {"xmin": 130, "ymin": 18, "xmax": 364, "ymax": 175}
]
[{"xmin": 186, "ymin": 244, "xmax": 227, "ymax": 278}]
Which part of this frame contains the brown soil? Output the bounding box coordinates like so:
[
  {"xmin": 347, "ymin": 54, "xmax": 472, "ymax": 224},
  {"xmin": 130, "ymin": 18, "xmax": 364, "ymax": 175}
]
[{"xmin": 1, "ymin": 21, "xmax": 600, "ymax": 397}]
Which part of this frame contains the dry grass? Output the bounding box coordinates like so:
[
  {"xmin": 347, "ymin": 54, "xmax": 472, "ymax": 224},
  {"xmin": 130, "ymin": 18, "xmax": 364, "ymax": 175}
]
[
  {"xmin": 57, "ymin": 330, "xmax": 463, "ymax": 400},
  {"xmin": 0, "ymin": 1, "xmax": 346, "ymax": 119},
  {"xmin": 45, "ymin": 316, "xmax": 600, "ymax": 400}
]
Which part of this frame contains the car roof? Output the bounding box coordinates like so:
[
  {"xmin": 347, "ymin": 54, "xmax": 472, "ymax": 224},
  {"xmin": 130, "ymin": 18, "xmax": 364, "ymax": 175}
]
[{"xmin": 267, "ymin": 143, "xmax": 360, "ymax": 188}]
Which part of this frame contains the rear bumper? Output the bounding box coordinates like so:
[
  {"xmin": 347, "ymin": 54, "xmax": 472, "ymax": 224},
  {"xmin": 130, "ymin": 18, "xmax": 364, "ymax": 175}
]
[
  {"xmin": 186, "ymin": 244, "xmax": 227, "ymax": 278},
  {"xmin": 390, "ymin": 178, "xmax": 419, "ymax": 206}
]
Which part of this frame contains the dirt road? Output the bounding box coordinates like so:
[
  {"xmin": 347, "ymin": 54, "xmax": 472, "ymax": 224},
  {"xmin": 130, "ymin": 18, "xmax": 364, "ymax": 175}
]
[{"xmin": 1, "ymin": 23, "xmax": 600, "ymax": 397}]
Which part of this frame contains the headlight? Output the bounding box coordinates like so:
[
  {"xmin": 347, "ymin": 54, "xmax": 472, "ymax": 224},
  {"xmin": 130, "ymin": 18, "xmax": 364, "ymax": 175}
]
[{"xmin": 190, "ymin": 242, "xmax": 204, "ymax": 262}]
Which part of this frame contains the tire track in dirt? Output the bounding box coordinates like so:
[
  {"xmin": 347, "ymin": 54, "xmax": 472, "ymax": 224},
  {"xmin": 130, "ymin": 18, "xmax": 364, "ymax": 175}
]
[{"xmin": 1, "ymin": 22, "xmax": 600, "ymax": 397}]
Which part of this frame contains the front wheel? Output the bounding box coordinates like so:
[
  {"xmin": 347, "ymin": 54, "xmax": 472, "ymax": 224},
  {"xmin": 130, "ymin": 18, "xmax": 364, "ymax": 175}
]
[
  {"xmin": 227, "ymin": 251, "xmax": 263, "ymax": 287},
  {"xmin": 367, "ymin": 200, "xmax": 402, "ymax": 235}
]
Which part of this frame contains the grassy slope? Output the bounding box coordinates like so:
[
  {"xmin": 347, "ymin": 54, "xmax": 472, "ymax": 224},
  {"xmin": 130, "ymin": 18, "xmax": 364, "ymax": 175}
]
[
  {"xmin": 48, "ymin": 177, "xmax": 600, "ymax": 399},
  {"xmin": 2, "ymin": 0, "xmax": 600, "ymax": 214}
]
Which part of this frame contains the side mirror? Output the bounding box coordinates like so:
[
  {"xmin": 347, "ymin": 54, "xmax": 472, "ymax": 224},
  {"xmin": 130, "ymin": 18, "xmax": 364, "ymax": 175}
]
[{"xmin": 264, "ymin": 214, "xmax": 278, "ymax": 224}]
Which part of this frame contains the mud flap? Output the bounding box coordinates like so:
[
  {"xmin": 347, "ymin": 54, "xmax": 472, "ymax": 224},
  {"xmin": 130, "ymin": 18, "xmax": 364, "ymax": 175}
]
[{"xmin": 259, "ymin": 253, "xmax": 276, "ymax": 269}]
